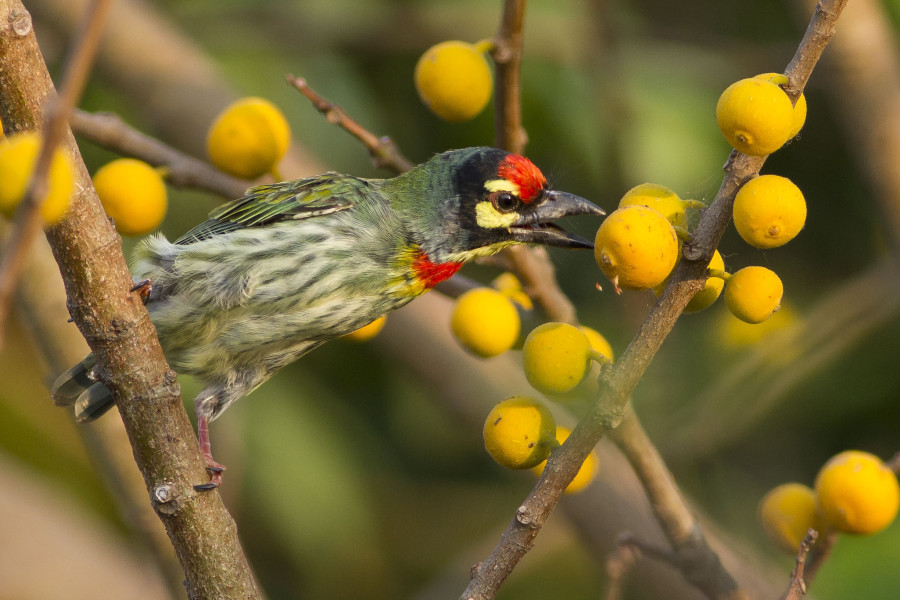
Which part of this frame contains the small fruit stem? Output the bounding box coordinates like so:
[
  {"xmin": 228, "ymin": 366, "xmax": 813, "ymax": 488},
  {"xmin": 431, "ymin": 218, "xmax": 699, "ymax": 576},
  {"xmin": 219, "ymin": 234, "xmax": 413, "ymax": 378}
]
[
  {"xmin": 673, "ymin": 226, "xmax": 693, "ymax": 243},
  {"xmin": 474, "ymin": 39, "xmax": 495, "ymax": 54},
  {"xmin": 589, "ymin": 349, "xmax": 612, "ymax": 365},
  {"xmin": 707, "ymin": 268, "xmax": 730, "ymax": 281},
  {"xmin": 682, "ymin": 199, "xmax": 708, "ymax": 210},
  {"xmin": 269, "ymin": 165, "xmax": 283, "ymax": 182}
]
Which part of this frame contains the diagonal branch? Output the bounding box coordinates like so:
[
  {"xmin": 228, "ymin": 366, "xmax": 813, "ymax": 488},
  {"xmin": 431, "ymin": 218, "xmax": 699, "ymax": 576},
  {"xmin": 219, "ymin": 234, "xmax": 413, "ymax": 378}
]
[
  {"xmin": 0, "ymin": 1, "xmax": 261, "ymax": 597},
  {"xmin": 461, "ymin": 2, "xmax": 849, "ymax": 598}
]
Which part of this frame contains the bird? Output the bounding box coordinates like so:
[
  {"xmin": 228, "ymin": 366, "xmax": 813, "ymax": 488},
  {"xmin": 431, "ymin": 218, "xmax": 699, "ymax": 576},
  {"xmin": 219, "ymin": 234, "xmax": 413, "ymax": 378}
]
[{"xmin": 52, "ymin": 146, "xmax": 604, "ymax": 490}]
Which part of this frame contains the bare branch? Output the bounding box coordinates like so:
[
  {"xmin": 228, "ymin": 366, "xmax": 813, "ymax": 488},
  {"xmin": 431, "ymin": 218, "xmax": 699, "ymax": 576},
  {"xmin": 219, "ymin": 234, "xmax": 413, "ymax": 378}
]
[
  {"xmin": 69, "ymin": 108, "xmax": 248, "ymax": 199},
  {"xmin": 286, "ymin": 74, "xmax": 414, "ymax": 174},
  {"xmin": 779, "ymin": 530, "xmax": 817, "ymax": 600}
]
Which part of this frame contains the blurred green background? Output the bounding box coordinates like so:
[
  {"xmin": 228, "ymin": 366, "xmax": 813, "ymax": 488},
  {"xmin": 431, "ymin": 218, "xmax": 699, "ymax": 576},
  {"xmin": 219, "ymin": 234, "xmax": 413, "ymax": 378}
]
[{"xmin": 3, "ymin": 0, "xmax": 899, "ymax": 598}]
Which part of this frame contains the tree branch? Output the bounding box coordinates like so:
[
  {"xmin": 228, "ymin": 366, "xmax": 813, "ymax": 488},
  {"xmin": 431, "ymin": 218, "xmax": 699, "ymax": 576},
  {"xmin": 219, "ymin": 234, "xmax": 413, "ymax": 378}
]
[
  {"xmin": 0, "ymin": 1, "xmax": 260, "ymax": 597},
  {"xmin": 287, "ymin": 74, "xmax": 414, "ymax": 174},
  {"xmin": 69, "ymin": 108, "xmax": 248, "ymax": 199},
  {"xmin": 460, "ymin": 2, "xmax": 849, "ymax": 598}
]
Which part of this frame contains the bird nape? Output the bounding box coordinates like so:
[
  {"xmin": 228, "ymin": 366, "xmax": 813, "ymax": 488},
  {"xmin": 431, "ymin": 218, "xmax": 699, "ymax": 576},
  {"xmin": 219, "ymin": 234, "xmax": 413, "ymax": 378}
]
[{"xmin": 52, "ymin": 146, "xmax": 605, "ymax": 490}]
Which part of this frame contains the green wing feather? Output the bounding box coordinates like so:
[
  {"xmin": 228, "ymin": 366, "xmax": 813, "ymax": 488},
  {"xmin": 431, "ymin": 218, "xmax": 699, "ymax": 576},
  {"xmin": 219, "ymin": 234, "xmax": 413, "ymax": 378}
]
[{"xmin": 175, "ymin": 174, "xmax": 357, "ymax": 245}]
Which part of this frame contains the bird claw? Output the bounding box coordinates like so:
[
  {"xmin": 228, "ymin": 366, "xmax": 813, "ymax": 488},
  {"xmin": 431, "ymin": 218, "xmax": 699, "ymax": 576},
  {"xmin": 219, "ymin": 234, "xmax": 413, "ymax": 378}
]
[
  {"xmin": 130, "ymin": 278, "xmax": 153, "ymax": 303},
  {"xmin": 193, "ymin": 462, "xmax": 226, "ymax": 492}
]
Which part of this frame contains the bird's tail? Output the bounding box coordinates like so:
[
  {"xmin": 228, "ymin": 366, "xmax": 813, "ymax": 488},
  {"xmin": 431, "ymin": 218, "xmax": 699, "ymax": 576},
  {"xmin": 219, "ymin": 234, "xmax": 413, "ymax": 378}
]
[{"xmin": 51, "ymin": 354, "xmax": 117, "ymax": 423}]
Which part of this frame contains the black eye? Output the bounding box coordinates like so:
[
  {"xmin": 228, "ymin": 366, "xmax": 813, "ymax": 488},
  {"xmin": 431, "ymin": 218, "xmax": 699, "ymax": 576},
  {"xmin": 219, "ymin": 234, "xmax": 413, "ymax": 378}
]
[{"xmin": 493, "ymin": 193, "xmax": 520, "ymax": 212}]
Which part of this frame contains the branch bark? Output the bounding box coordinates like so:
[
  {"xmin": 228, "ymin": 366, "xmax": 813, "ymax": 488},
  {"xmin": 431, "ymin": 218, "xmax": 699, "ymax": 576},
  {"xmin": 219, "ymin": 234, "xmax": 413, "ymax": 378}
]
[{"xmin": 0, "ymin": 2, "xmax": 260, "ymax": 598}]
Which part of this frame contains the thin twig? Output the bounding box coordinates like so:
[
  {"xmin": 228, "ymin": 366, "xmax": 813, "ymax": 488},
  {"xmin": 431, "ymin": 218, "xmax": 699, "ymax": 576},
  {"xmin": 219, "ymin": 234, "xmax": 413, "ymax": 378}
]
[
  {"xmin": 69, "ymin": 108, "xmax": 248, "ymax": 199},
  {"xmin": 460, "ymin": 2, "xmax": 849, "ymax": 598},
  {"xmin": 286, "ymin": 74, "xmax": 414, "ymax": 174},
  {"xmin": 0, "ymin": 0, "xmax": 111, "ymax": 349},
  {"xmin": 490, "ymin": 0, "xmax": 579, "ymax": 324},
  {"xmin": 779, "ymin": 530, "xmax": 817, "ymax": 600},
  {"xmin": 603, "ymin": 535, "xmax": 643, "ymax": 600}
]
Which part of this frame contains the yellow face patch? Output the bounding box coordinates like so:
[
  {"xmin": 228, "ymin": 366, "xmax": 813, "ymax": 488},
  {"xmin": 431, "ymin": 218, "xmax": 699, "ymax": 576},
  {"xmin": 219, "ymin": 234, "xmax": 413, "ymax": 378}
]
[
  {"xmin": 484, "ymin": 178, "xmax": 521, "ymax": 195},
  {"xmin": 475, "ymin": 200, "xmax": 519, "ymax": 229}
]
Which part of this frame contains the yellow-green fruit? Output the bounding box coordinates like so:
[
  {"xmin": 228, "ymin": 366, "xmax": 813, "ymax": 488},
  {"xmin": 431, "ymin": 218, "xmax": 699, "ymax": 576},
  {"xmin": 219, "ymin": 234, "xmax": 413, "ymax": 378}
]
[
  {"xmin": 815, "ymin": 450, "xmax": 899, "ymax": 535},
  {"xmin": 594, "ymin": 205, "xmax": 679, "ymax": 291},
  {"xmin": 483, "ymin": 396, "xmax": 556, "ymax": 470},
  {"xmin": 415, "ymin": 41, "xmax": 493, "ymax": 122},
  {"xmin": 0, "ymin": 131, "xmax": 74, "ymax": 224},
  {"xmin": 532, "ymin": 426, "xmax": 599, "ymax": 494},
  {"xmin": 725, "ymin": 266, "xmax": 783, "ymax": 324},
  {"xmin": 492, "ymin": 272, "xmax": 533, "ymax": 310},
  {"xmin": 753, "ymin": 73, "xmax": 807, "ymax": 138},
  {"xmin": 93, "ymin": 158, "xmax": 168, "ymax": 236},
  {"xmin": 522, "ymin": 322, "xmax": 592, "ymax": 394},
  {"xmin": 344, "ymin": 315, "xmax": 386, "ymax": 342},
  {"xmin": 733, "ymin": 175, "xmax": 806, "ymax": 249},
  {"xmin": 206, "ymin": 97, "xmax": 291, "ymax": 179},
  {"xmin": 759, "ymin": 483, "xmax": 823, "ymax": 553},
  {"xmin": 716, "ymin": 78, "xmax": 794, "ymax": 156},
  {"xmin": 451, "ymin": 288, "xmax": 520, "ymax": 358},
  {"xmin": 618, "ymin": 182, "xmax": 686, "ymax": 228}
]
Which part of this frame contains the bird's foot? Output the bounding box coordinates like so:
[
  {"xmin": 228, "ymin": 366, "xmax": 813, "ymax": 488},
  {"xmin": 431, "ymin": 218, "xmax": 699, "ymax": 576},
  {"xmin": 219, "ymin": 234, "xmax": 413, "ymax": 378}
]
[
  {"xmin": 194, "ymin": 461, "xmax": 226, "ymax": 492},
  {"xmin": 130, "ymin": 278, "xmax": 153, "ymax": 303}
]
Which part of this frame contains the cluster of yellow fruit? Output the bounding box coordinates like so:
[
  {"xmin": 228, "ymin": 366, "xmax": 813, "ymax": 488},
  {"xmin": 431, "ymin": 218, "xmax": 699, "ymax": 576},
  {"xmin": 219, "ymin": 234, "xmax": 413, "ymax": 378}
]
[
  {"xmin": 87, "ymin": 96, "xmax": 291, "ymax": 237},
  {"xmin": 414, "ymin": 40, "xmax": 494, "ymax": 122},
  {"xmin": 482, "ymin": 396, "xmax": 598, "ymax": 494},
  {"xmin": 0, "ymin": 130, "xmax": 75, "ymax": 225},
  {"xmin": 448, "ymin": 274, "xmax": 610, "ymax": 493},
  {"xmin": 594, "ymin": 183, "xmax": 729, "ymax": 313},
  {"xmin": 593, "ymin": 72, "xmax": 811, "ymax": 325},
  {"xmin": 759, "ymin": 450, "xmax": 899, "ymax": 553}
]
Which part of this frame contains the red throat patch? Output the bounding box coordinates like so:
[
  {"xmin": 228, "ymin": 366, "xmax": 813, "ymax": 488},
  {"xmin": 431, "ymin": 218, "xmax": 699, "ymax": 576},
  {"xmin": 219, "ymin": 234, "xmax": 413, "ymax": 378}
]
[
  {"xmin": 497, "ymin": 154, "xmax": 547, "ymax": 203},
  {"xmin": 412, "ymin": 252, "xmax": 463, "ymax": 289}
]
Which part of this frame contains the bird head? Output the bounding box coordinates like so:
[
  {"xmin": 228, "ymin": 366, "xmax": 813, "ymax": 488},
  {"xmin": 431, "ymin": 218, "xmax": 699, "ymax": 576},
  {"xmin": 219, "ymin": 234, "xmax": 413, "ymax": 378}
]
[{"xmin": 392, "ymin": 147, "xmax": 605, "ymax": 264}]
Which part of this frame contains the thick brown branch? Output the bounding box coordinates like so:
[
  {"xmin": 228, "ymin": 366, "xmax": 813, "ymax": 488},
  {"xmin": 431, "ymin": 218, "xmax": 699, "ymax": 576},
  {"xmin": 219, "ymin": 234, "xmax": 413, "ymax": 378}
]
[
  {"xmin": 460, "ymin": 2, "xmax": 849, "ymax": 598},
  {"xmin": 0, "ymin": 2, "xmax": 261, "ymax": 597}
]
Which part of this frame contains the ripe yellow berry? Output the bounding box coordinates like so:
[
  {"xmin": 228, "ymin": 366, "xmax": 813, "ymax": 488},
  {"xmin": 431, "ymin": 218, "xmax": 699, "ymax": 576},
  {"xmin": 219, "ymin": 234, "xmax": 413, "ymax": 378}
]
[
  {"xmin": 522, "ymin": 322, "xmax": 592, "ymax": 395},
  {"xmin": 451, "ymin": 287, "xmax": 520, "ymax": 358},
  {"xmin": 759, "ymin": 483, "xmax": 823, "ymax": 553},
  {"xmin": 716, "ymin": 78, "xmax": 794, "ymax": 156},
  {"xmin": 815, "ymin": 450, "xmax": 899, "ymax": 535},
  {"xmin": 753, "ymin": 73, "xmax": 807, "ymax": 138},
  {"xmin": 725, "ymin": 266, "xmax": 783, "ymax": 324},
  {"xmin": 415, "ymin": 40, "xmax": 493, "ymax": 122},
  {"xmin": 0, "ymin": 131, "xmax": 74, "ymax": 225},
  {"xmin": 206, "ymin": 97, "xmax": 291, "ymax": 179},
  {"xmin": 93, "ymin": 158, "xmax": 168, "ymax": 236},
  {"xmin": 483, "ymin": 396, "xmax": 556, "ymax": 470},
  {"xmin": 344, "ymin": 315, "xmax": 386, "ymax": 342},
  {"xmin": 594, "ymin": 205, "xmax": 679, "ymax": 292},
  {"xmin": 532, "ymin": 426, "xmax": 599, "ymax": 494},
  {"xmin": 492, "ymin": 272, "xmax": 533, "ymax": 310},
  {"xmin": 618, "ymin": 182, "xmax": 687, "ymax": 228},
  {"xmin": 733, "ymin": 175, "xmax": 806, "ymax": 249}
]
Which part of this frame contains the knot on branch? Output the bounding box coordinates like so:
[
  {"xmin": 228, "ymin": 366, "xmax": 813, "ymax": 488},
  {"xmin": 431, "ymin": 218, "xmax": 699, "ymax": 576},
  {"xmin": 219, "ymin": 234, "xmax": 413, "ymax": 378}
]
[{"xmin": 8, "ymin": 8, "xmax": 32, "ymax": 37}]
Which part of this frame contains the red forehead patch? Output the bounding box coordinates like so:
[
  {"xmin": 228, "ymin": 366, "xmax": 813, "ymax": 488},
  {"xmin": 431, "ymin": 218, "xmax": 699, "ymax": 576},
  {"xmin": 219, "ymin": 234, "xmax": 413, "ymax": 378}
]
[{"xmin": 497, "ymin": 154, "xmax": 547, "ymax": 203}]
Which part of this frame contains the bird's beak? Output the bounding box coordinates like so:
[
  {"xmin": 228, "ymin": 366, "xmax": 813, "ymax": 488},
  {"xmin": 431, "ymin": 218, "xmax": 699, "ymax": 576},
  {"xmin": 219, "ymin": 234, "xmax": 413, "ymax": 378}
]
[{"xmin": 508, "ymin": 190, "xmax": 605, "ymax": 249}]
